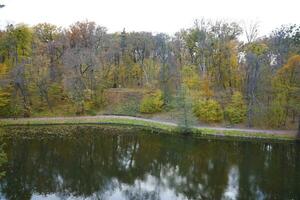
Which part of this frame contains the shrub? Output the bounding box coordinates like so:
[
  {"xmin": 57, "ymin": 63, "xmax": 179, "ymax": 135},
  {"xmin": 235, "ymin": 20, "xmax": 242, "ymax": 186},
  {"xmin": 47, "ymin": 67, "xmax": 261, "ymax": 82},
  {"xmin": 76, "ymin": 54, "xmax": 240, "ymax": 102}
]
[
  {"xmin": 225, "ymin": 92, "xmax": 247, "ymax": 124},
  {"xmin": 193, "ymin": 99, "xmax": 223, "ymax": 123},
  {"xmin": 6, "ymin": 103, "xmax": 23, "ymax": 118},
  {"xmin": 84, "ymin": 101, "xmax": 96, "ymax": 116},
  {"xmin": 86, "ymin": 109, "xmax": 97, "ymax": 116},
  {"xmin": 140, "ymin": 90, "xmax": 164, "ymax": 114},
  {"xmin": 0, "ymin": 87, "xmax": 10, "ymax": 117}
]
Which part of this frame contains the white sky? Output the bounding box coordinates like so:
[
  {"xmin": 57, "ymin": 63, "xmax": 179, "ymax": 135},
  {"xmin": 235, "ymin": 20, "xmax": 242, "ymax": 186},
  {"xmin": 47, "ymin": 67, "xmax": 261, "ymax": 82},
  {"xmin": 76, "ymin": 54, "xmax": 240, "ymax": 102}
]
[{"xmin": 0, "ymin": 0, "xmax": 300, "ymax": 37}]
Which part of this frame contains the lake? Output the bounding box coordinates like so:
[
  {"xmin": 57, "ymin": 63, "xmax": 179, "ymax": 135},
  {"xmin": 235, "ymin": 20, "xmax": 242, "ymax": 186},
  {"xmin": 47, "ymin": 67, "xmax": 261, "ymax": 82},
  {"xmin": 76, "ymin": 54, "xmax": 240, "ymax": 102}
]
[{"xmin": 0, "ymin": 126, "xmax": 299, "ymax": 200}]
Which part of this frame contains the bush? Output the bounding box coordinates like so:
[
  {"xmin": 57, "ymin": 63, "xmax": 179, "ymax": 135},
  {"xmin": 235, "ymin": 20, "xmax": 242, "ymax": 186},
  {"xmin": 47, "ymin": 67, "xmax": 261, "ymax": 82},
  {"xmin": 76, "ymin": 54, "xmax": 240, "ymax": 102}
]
[
  {"xmin": 193, "ymin": 99, "xmax": 223, "ymax": 123},
  {"xmin": 225, "ymin": 92, "xmax": 247, "ymax": 124},
  {"xmin": 140, "ymin": 90, "xmax": 164, "ymax": 114},
  {"xmin": 86, "ymin": 109, "xmax": 97, "ymax": 116},
  {"xmin": 0, "ymin": 87, "xmax": 11, "ymax": 117}
]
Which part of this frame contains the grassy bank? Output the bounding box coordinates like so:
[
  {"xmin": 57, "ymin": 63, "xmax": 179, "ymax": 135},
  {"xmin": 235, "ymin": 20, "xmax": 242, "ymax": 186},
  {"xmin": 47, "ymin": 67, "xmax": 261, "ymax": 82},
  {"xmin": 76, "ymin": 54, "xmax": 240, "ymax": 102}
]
[{"xmin": 0, "ymin": 117, "xmax": 297, "ymax": 141}]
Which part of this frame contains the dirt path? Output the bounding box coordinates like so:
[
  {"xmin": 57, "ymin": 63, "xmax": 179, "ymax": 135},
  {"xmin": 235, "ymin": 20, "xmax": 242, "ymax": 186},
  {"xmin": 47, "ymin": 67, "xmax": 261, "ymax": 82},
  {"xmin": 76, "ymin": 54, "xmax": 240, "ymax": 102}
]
[{"xmin": 1, "ymin": 115, "xmax": 296, "ymax": 135}]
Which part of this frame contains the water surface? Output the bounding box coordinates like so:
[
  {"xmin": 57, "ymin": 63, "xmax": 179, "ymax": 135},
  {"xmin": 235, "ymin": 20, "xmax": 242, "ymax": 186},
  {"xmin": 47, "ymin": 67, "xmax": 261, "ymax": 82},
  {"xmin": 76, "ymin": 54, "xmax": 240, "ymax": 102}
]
[{"xmin": 0, "ymin": 127, "xmax": 299, "ymax": 199}]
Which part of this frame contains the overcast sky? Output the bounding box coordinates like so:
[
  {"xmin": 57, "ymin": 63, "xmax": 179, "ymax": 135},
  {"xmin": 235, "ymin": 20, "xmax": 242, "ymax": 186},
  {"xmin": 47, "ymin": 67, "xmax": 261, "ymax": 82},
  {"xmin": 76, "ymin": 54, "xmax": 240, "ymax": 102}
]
[{"xmin": 0, "ymin": 0, "xmax": 300, "ymax": 37}]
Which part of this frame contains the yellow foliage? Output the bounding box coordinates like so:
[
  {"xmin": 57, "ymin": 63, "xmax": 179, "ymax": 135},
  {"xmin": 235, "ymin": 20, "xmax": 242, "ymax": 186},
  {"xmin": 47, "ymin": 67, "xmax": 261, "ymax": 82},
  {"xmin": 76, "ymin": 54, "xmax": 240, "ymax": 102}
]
[
  {"xmin": 277, "ymin": 55, "xmax": 300, "ymax": 77},
  {"xmin": 201, "ymin": 77, "xmax": 214, "ymax": 98},
  {"xmin": 225, "ymin": 92, "xmax": 247, "ymax": 124},
  {"xmin": 0, "ymin": 64, "xmax": 8, "ymax": 76},
  {"xmin": 271, "ymin": 55, "xmax": 300, "ymax": 127},
  {"xmin": 0, "ymin": 87, "xmax": 10, "ymax": 108},
  {"xmin": 119, "ymin": 65, "xmax": 127, "ymax": 86},
  {"xmin": 131, "ymin": 63, "xmax": 143, "ymax": 81},
  {"xmin": 273, "ymin": 55, "xmax": 300, "ymax": 95},
  {"xmin": 181, "ymin": 65, "xmax": 201, "ymax": 90},
  {"xmin": 107, "ymin": 65, "xmax": 117, "ymax": 86},
  {"xmin": 140, "ymin": 90, "xmax": 164, "ymax": 113},
  {"xmin": 246, "ymin": 42, "xmax": 268, "ymax": 56},
  {"xmin": 193, "ymin": 99, "xmax": 223, "ymax": 123}
]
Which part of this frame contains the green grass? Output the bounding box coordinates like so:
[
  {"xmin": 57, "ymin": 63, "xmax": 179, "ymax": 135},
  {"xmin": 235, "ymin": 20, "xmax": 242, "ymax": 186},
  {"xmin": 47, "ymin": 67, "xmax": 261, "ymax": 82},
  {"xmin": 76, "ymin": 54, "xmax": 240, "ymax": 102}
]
[
  {"xmin": 195, "ymin": 128, "xmax": 296, "ymax": 141},
  {"xmin": 0, "ymin": 117, "xmax": 297, "ymax": 141}
]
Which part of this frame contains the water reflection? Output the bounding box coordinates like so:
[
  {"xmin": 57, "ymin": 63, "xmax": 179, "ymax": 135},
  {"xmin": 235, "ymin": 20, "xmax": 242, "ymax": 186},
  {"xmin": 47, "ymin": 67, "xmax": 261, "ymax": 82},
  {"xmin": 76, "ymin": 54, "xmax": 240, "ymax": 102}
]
[
  {"xmin": 0, "ymin": 127, "xmax": 299, "ymax": 200},
  {"xmin": 0, "ymin": 139, "xmax": 7, "ymax": 180}
]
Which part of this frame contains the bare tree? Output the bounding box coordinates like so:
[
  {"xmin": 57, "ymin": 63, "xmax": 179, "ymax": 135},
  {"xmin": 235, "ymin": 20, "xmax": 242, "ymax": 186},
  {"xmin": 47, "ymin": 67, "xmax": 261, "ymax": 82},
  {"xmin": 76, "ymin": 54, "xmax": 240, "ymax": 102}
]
[
  {"xmin": 245, "ymin": 53, "xmax": 260, "ymax": 127},
  {"xmin": 127, "ymin": 32, "xmax": 154, "ymax": 86},
  {"xmin": 63, "ymin": 47, "xmax": 99, "ymax": 98},
  {"xmin": 243, "ymin": 21, "xmax": 259, "ymax": 43},
  {"xmin": 62, "ymin": 21, "xmax": 105, "ymax": 113},
  {"xmin": 11, "ymin": 62, "xmax": 31, "ymax": 117},
  {"xmin": 155, "ymin": 33, "xmax": 171, "ymax": 105}
]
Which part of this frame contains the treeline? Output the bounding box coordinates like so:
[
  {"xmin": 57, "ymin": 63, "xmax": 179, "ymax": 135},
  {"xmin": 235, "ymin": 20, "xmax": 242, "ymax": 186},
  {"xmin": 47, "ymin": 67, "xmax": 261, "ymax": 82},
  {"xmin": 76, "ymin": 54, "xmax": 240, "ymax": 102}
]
[{"xmin": 0, "ymin": 20, "xmax": 299, "ymax": 129}]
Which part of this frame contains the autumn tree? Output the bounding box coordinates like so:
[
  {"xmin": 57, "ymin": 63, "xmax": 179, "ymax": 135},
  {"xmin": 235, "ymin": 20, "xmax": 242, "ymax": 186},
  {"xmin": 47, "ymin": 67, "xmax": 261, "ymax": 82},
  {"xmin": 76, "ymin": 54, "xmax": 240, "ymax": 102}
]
[
  {"xmin": 11, "ymin": 62, "xmax": 31, "ymax": 117},
  {"xmin": 0, "ymin": 24, "xmax": 33, "ymax": 117},
  {"xmin": 0, "ymin": 19, "xmax": 299, "ymax": 131},
  {"xmin": 244, "ymin": 42, "xmax": 269, "ymax": 127},
  {"xmin": 268, "ymin": 24, "xmax": 300, "ymax": 68},
  {"xmin": 33, "ymin": 23, "xmax": 64, "ymax": 81},
  {"xmin": 3, "ymin": 24, "xmax": 32, "ymax": 65},
  {"xmin": 155, "ymin": 33, "xmax": 171, "ymax": 106},
  {"xmin": 272, "ymin": 55, "xmax": 300, "ymax": 130},
  {"xmin": 182, "ymin": 20, "xmax": 213, "ymax": 77},
  {"xmin": 126, "ymin": 32, "xmax": 154, "ymax": 86},
  {"xmin": 63, "ymin": 21, "xmax": 106, "ymax": 114}
]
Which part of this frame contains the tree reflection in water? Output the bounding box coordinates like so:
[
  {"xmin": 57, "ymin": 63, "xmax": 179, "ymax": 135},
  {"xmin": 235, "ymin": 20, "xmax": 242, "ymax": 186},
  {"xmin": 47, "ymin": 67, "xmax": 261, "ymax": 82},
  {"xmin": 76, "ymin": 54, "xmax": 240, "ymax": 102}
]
[
  {"xmin": 0, "ymin": 126, "xmax": 299, "ymax": 200},
  {"xmin": 0, "ymin": 141, "xmax": 7, "ymax": 179}
]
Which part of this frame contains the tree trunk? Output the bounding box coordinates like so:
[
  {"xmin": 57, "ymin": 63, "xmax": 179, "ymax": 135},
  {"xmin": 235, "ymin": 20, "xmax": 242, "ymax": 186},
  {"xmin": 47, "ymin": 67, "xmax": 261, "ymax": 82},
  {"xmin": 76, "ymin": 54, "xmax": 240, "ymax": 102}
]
[{"xmin": 247, "ymin": 97, "xmax": 254, "ymax": 128}]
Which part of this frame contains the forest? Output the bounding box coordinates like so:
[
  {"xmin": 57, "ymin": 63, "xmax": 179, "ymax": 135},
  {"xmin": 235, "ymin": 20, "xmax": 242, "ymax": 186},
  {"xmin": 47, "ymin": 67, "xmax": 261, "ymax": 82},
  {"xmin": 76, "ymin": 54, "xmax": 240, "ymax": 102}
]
[{"xmin": 0, "ymin": 20, "xmax": 299, "ymax": 130}]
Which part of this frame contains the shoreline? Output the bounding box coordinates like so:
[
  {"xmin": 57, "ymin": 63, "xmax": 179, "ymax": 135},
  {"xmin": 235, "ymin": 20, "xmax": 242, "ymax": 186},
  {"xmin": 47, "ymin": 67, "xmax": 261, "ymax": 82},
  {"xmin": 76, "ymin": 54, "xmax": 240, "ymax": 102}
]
[{"xmin": 0, "ymin": 115, "xmax": 298, "ymax": 141}]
